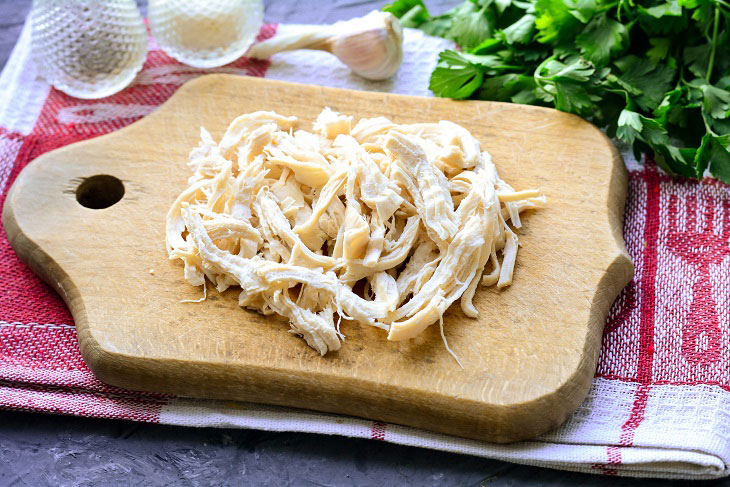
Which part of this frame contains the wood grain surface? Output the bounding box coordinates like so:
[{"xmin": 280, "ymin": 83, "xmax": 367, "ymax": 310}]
[{"xmin": 2, "ymin": 74, "xmax": 633, "ymax": 443}]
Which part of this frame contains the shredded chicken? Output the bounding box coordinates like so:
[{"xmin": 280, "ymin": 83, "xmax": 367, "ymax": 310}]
[{"xmin": 166, "ymin": 109, "xmax": 545, "ymax": 356}]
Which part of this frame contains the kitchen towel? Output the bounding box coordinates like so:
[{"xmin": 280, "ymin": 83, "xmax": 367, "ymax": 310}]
[{"xmin": 2, "ymin": 17, "xmax": 730, "ymax": 480}]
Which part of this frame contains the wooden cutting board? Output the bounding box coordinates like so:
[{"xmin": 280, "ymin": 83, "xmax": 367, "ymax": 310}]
[{"xmin": 2, "ymin": 75, "xmax": 633, "ymax": 443}]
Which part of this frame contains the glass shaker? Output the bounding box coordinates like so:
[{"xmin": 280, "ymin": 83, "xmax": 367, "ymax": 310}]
[
  {"xmin": 148, "ymin": 0, "xmax": 264, "ymax": 69},
  {"xmin": 30, "ymin": 0, "xmax": 148, "ymax": 99}
]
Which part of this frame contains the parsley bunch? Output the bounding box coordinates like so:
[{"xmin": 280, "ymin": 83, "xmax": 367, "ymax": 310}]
[{"xmin": 383, "ymin": 0, "xmax": 730, "ymax": 182}]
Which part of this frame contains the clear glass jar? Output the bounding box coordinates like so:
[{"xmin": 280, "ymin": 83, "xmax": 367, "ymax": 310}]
[
  {"xmin": 148, "ymin": 0, "xmax": 264, "ymax": 69},
  {"xmin": 30, "ymin": 0, "xmax": 148, "ymax": 99}
]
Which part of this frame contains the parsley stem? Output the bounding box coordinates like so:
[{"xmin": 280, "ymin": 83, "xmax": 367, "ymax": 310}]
[
  {"xmin": 533, "ymin": 54, "xmax": 557, "ymax": 87},
  {"xmin": 703, "ymin": 112, "xmax": 716, "ymax": 137},
  {"xmin": 713, "ymin": 0, "xmax": 730, "ymax": 11},
  {"xmin": 400, "ymin": 6, "xmax": 425, "ymax": 26},
  {"xmin": 706, "ymin": 6, "xmax": 720, "ymax": 83}
]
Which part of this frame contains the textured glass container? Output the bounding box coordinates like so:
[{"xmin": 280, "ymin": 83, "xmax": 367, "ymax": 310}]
[
  {"xmin": 148, "ymin": 0, "xmax": 264, "ymax": 69},
  {"xmin": 30, "ymin": 0, "xmax": 148, "ymax": 99}
]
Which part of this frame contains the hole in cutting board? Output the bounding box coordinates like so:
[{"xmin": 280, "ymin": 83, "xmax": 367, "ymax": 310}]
[{"xmin": 75, "ymin": 175, "xmax": 125, "ymax": 209}]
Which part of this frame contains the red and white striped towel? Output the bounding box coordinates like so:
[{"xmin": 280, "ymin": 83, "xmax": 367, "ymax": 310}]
[{"xmin": 2, "ymin": 18, "xmax": 730, "ymax": 480}]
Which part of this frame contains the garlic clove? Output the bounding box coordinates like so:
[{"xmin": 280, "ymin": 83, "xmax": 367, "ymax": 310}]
[
  {"xmin": 329, "ymin": 11, "xmax": 403, "ymax": 81},
  {"xmin": 248, "ymin": 11, "xmax": 404, "ymax": 81}
]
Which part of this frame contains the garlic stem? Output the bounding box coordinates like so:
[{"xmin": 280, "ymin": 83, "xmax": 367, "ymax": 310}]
[
  {"xmin": 246, "ymin": 27, "xmax": 333, "ymax": 58},
  {"xmin": 248, "ymin": 11, "xmax": 404, "ymax": 81}
]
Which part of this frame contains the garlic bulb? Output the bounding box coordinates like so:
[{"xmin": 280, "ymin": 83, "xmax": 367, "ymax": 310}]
[{"xmin": 247, "ymin": 11, "xmax": 403, "ymax": 81}]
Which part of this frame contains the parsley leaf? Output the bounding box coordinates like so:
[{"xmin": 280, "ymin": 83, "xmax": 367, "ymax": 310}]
[
  {"xmin": 617, "ymin": 109, "xmax": 643, "ymax": 144},
  {"xmin": 564, "ymin": 0, "xmax": 599, "ymax": 23},
  {"xmin": 708, "ymin": 135, "xmax": 730, "ymax": 183},
  {"xmin": 420, "ymin": 17, "xmax": 454, "ymax": 37},
  {"xmin": 701, "ymin": 84, "xmax": 730, "ymax": 119},
  {"xmin": 499, "ymin": 14, "xmax": 537, "ymax": 44},
  {"xmin": 478, "ymin": 73, "xmax": 538, "ymax": 103},
  {"xmin": 449, "ymin": 2, "xmax": 494, "ymax": 49},
  {"xmin": 653, "ymin": 87, "xmax": 689, "ymax": 127},
  {"xmin": 655, "ymin": 143, "xmax": 697, "ymax": 178},
  {"xmin": 642, "ymin": 0, "xmax": 682, "ymax": 18},
  {"xmin": 576, "ymin": 15, "xmax": 628, "ymax": 66},
  {"xmin": 534, "ymin": 0, "xmax": 582, "ymax": 43},
  {"xmin": 553, "ymin": 81, "xmax": 596, "ymax": 116},
  {"xmin": 694, "ymin": 133, "xmax": 713, "ymax": 177},
  {"xmin": 646, "ymin": 38, "xmax": 671, "ymax": 63},
  {"xmin": 719, "ymin": 76, "xmax": 730, "ymax": 91},
  {"xmin": 637, "ymin": 115, "xmax": 670, "ymax": 146},
  {"xmin": 429, "ymin": 51, "xmax": 485, "ymax": 99},
  {"xmin": 614, "ymin": 57, "xmax": 677, "ymax": 111},
  {"xmin": 639, "ymin": 0, "xmax": 689, "ymax": 34},
  {"xmin": 684, "ymin": 43, "xmax": 711, "ymax": 78},
  {"xmin": 539, "ymin": 55, "xmax": 595, "ymax": 82}
]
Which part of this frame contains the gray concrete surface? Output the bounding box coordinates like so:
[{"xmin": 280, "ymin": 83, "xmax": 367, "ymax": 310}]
[{"xmin": 0, "ymin": 0, "xmax": 727, "ymax": 485}]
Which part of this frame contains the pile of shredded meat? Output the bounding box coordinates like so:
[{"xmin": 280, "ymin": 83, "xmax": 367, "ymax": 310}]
[{"xmin": 166, "ymin": 109, "xmax": 545, "ymax": 356}]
